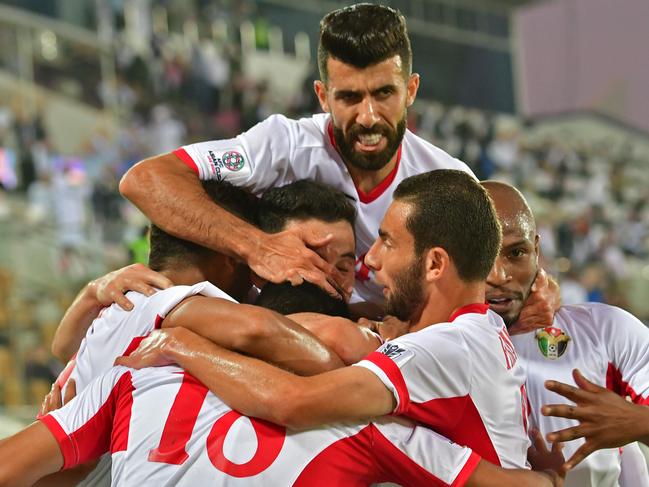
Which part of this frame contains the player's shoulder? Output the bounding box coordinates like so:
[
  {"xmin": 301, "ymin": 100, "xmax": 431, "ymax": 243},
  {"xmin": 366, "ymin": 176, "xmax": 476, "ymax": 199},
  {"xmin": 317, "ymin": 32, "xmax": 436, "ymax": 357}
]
[
  {"xmin": 557, "ymin": 302, "xmax": 639, "ymax": 327},
  {"xmin": 401, "ymin": 130, "xmax": 475, "ymax": 177}
]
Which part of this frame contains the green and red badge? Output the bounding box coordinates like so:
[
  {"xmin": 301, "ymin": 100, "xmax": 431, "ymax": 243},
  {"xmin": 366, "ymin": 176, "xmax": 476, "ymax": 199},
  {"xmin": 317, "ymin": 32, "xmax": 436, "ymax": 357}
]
[{"xmin": 535, "ymin": 327, "xmax": 571, "ymax": 360}]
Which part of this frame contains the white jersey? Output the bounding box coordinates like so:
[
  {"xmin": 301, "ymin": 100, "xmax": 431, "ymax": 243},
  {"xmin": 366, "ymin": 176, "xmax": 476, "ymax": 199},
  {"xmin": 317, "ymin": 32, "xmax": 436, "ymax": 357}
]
[
  {"xmin": 511, "ymin": 303, "xmax": 649, "ymax": 487},
  {"xmin": 354, "ymin": 304, "xmax": 530, "ymax": 468},
  {"xmin": 54, "ymin": 282, "xmax": 236, "ymax": 487},
  {"xmin": 174, "ymin": 112, "xmax": 474, "ymax": 303},
  {"xmin": 42, "ymin": 365, "xmax": 481, "ymax": 486}
]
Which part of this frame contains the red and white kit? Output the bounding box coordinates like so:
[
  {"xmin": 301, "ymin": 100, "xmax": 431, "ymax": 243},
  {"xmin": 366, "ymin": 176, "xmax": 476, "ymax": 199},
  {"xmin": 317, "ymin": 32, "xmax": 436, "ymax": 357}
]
[
  {"xmin": 42, "ymin": 365, "xmax": 481, "ymax": 486},
  {"xmin": 511, "ymin": 303, "xmax": 649, "ymax": 487},
  {"xmin": 173, "ymin": 113, "xmax": 473, "ymax": 303},
  {"xmin": 55, "ymin": 282, "xmax": 237, "ymax": 486},
  {"xmin": 355, "ymin": 304, "xmax": 530, "ymax": 468}
]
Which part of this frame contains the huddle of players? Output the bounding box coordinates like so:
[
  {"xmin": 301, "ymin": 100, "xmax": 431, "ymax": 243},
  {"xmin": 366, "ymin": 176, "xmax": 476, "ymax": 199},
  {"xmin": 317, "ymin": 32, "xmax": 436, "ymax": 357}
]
[{"xmin": 1, "ymin": 3, "xmax": 649, "ymax": 486}]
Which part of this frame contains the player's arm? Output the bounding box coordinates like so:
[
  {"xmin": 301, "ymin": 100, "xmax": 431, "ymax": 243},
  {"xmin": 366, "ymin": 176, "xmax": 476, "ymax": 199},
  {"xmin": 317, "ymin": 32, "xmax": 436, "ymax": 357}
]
[
  {"xmin": 544, "ymin": 369, "xmax": 649, "ymax": 469},
  {"xmin": 120, "ymin": 152, "xmax": 345, "ymax": 297},
  {"xmin": 287, "ymin": 312, "xmax": 382, "ymax": 364},
  {"xmin": 0, "ymin": 422, "xmax": 63, "ymax": 486},
  {"xmin": 51, "ymin": 264, "xmax": 173, "ymax": 361},
  {"xmin": 116, "ymin": 327, "xmax": 395, "ymax": 429},
  {"xmin": 466, "ymin": 461, "xmax": 561, "ymax": 487},
  {"xmin": 161, "ymin": 297, "xmax": 344, "ymax": 374}
]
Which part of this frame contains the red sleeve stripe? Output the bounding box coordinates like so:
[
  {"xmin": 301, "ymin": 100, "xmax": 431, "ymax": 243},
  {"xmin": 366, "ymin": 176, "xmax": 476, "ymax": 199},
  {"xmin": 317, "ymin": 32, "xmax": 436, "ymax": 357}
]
[
  {"xmin": 173, "ymin": 148, "xmax": 199, "ymax": 175},
  {"xmin": 365, "ymin": 351, "xmax": 410, "ymax": 414},
  {"xmin": 39, "ymin": 414, "xmax": 77, "ymax": 470},
  {"xmin": 606, "ymin": 363, "xmax": 649, "ymax": 405},
  {"xmin": 451, "ymin": 452, "xmax": 481, "ymax": 487}
]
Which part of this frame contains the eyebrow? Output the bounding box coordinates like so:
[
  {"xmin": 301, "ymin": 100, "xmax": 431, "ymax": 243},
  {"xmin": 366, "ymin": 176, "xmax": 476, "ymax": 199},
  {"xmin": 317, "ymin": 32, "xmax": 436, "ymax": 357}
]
[
  {"xmin": 378, "ymin": 229, "xmax": 389, "ymax": 239},
  {"xmin": 502, "ymin": 238, "xmax": 532, "ymax": 248},
  {"xmin": 334, "ymin": 84, "xmax": 397, "ymax": 99}
]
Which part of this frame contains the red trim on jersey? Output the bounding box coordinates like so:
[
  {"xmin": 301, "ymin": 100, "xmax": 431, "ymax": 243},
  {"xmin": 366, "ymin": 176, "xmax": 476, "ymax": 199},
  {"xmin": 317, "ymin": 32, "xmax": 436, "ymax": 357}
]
[
  {"xmin": 122, "ymin": 335, "xmax": 149, "ymax": 357},
  {"xmin": 365, "ymin": 351, "xmax": 410, "ymax": 414},
  {"xmin": 451, "ymin": 452, "xmax": 481, "ymax": 487},
  {"xmin": 326, "ymin": 122, "xmax": 402, "ymax": 204},
  {"xmin": 154, "ymin": 314, "xmax": 164, "ymax": 329},
  {"xmin": 448, "ymin": 303, "xmax": 489, "ymax": 322},
  {"xmin": 408, "ymin": 396, "xmax": 501, "ymax": 466},
  {"xmin": 606, "ymin": 363, "xmax": 649, "ymax": 405},
  {"xmin": 41, "ymin": 372, "xmax": 134, "ymax": 469},
  {"xmin": 111, "ymin": 372, "xmax": 135, "ymax": 453},
  {"xmin": 40, "ymin": 414, "xmax": 76, "ymax": 469},
  {"xmin": 173, "ymin": 148, "xmax": 199, "ymax": 175}
]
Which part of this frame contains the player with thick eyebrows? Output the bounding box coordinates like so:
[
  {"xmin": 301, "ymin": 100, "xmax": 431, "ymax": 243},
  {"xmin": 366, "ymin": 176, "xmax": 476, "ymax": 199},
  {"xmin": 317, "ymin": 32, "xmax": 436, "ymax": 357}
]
[
  {"xmin": 118, "ymin": 4, "xmax": 557, "ymax": 328},
  {"xmin": 118, "ymin": 170, "xmax": 531, "ymax": 469}
]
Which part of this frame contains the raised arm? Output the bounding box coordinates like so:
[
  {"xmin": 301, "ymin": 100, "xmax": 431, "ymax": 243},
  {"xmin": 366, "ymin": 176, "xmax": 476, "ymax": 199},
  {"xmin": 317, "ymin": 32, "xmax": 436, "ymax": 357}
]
[
  {"xmin": 116, "ymin": 327, "xmax": 395, "ymax": 429},
  {"xmin": 120, "ymin": 153, "xmax": 345, "ymax": 296},
  {"xmin": 161, "ymin": 297, "xmax": 344, "ymax": 374}
]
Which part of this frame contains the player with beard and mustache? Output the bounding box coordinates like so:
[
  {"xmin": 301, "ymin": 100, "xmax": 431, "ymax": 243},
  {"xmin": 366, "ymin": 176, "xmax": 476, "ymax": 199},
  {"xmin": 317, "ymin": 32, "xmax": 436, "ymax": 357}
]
[
  {"xmin": 120, "ymin": 4, "xmax": 523, "ymax": 313},
  {"xmin": 117, "ymin": 170, "xmax": 539, "ymax": 472}
]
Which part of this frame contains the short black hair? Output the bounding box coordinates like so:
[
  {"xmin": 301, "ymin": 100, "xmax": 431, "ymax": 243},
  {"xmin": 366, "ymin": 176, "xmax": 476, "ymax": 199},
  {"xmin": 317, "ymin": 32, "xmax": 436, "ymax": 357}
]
[
  {"xmin": 258, "ymin": 180, "xmax": 356, "ymax": 234},
  {"xmin": 148, "ymin": 180, "xmax": 258, "ymax": 271},
  {"xmin": 318, "ymin": 3, "xmax": 412, "ymax": 82},
  {"xmin": 393, "ymin": 170, "xmax": 501, "ymax": 282},
  {"xmin": 255, "ymin": 282, "xmax": 350, "ymax": 318}
]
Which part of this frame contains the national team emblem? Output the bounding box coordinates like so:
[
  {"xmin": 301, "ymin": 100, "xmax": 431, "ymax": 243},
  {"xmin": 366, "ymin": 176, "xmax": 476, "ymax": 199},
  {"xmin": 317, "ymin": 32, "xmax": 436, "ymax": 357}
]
[
  {"xmin": 535, "ymin": 327, "xmax": 571, "ymax": 360},
  {"xmin": 222, "ymin": 151, "xmax": 245, "ymax": 171}
]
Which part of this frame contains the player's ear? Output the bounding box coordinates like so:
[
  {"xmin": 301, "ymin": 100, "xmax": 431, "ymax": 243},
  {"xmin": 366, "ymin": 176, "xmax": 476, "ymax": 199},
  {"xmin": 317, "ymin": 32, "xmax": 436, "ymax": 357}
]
[
  {"xmin": 405, "ymin": 73, "xmax": 419, "ymax": 107},
  {"xmin": 424, "ymin": 247, "xmax": 449, "ymax": 282},
  {"xmin": 314, "ymin": 80, "xmax": 330, "ymax": 113}
]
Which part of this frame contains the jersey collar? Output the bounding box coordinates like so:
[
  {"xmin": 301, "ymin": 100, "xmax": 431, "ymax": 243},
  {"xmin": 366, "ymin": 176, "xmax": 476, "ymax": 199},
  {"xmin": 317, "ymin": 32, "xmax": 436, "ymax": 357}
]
[
  {"xmin": 448, "ymin": 303, "xmax": 489, "ymax": 322},
  {"xmin": 327, "ymin": 121, "xmax": 402, "ymax": 204}
]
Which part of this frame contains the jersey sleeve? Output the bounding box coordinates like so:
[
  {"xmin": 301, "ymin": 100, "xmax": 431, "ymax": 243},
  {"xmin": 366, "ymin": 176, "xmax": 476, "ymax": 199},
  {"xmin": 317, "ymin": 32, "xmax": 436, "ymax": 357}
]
[
  {"xmin": 595, "ymin": 305, "xmax": 649, "ymax": 404},
  {"xmin": 353, "ymin": 327, "xmax": 471, "ymax": 414},
  {"xmin": 173, "ymin": 114, "xmax": 293, "ymax": 193},
  {"xmin": 372, "ymin": 418, "xmax": 481, "ymax": 486},
  {"xmin": 39, "ymin": 366, "xmax": 134, "ymax": 470}
]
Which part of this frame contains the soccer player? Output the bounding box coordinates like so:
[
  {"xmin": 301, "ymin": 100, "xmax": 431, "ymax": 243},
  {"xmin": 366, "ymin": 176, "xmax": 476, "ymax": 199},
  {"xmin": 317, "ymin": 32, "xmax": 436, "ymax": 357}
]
[
  {"xmin": 43, "ymin": 179, "xmax": 357, "ymax": 486},
  {"xmin": 118, "ymin": 170, "xmax": 532, "ymax": 468},
  {"xmin": 482, "ymin": 180, "xmax": 649, "ymax": 486},
  {"xmin": 118, "ymin": 3, "xmax": 557, "ymax": 323}
]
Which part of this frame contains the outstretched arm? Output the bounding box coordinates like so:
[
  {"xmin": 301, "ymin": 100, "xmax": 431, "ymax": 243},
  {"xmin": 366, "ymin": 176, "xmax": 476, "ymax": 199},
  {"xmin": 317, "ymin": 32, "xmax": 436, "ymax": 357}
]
[
  {"xmin": 120, "ymin": 153, "xmax": 345, "ymax": 296},
  {"xmin": 0, "ymin": 422, "xmax": 63, "ymax": 486},
  {"xmin": 116, "ymin": 327, "xmax": 395, "ymax": 429},
  {"xmin": 162, "ymin": 297, "xmax": 344, "ymax": 374},
  {"xmin": 543, "ymin": 369, "xmax": 649, "ymax": 469}
]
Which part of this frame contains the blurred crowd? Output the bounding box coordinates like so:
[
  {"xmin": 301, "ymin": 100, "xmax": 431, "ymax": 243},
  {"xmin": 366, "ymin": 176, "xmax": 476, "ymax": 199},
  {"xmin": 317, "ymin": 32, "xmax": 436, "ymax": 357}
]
[{"xmin": 1, "ymin": 2, "xmax": 649, "ymax": 409}]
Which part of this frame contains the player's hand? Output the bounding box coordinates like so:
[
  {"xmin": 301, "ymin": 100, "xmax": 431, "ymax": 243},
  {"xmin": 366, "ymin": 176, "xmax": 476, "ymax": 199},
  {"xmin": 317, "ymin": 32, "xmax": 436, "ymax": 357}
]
[
  {"xmin": 509, "ymin": 269, "xmax": 560, "ymax": 335},
  {"xmin": 88, "ymin": 263, "xmax": 173, "ymax": 311},
  {"xmin": 358, "ymin": 316, "xmax": 410, "ymax": 341},
  {"xmin": 248, "ymin": 227, "xmax": 351, "ymax": 301},
  {"xmin": 37, "ymin": 379, "xmax": 76, "ymax": 418},
  {"xmin": 542, "ymin": 369, "xmax": 649, "ymax": 470},
  {"xmin": 527, "ymin": 428, "xmax": 566, "ymax": 486},
  {"xmin": 114, "ymin": 329, "xmax": 180, "ymax": 369}
]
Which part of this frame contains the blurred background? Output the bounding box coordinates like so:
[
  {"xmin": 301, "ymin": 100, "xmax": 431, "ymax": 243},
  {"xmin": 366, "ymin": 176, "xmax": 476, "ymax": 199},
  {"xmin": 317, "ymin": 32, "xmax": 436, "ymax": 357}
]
[{"xmin": 0, "ymin": 0, "xmax": 648, "ymax": 431}]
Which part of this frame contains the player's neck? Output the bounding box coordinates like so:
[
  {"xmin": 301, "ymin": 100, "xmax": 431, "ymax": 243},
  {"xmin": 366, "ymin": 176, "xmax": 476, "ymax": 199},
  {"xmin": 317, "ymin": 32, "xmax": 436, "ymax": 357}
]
[
  {"xmin": 160, "ymin": 267, "xmax": 206, "ymax": 287},
  {"xmin": 346, "ymin": 155, "xmax": 398, "ymax": 195},
  {"xmin": 411, "ymin": 280, "xmax": 486, "ymax": 332}
]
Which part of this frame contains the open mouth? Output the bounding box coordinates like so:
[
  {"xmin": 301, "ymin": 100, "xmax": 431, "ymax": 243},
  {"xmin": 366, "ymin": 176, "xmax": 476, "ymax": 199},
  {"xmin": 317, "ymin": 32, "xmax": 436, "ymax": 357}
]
[
  {"xmin": 355, "ymin": 133, "xmax": 385, "ymax": 151},
  {"xmin": 487, "ymin": 297, "xmax": 515, "ymax": 312}
]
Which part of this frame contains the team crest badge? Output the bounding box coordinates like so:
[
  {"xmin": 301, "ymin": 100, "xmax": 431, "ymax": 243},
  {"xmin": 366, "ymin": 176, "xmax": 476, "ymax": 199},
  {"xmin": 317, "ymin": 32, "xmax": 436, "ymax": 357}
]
[
  {"xmin": 222, "ymin": 151, "xmax": 245, "ymax": 171},
  {"xmin": 535, "ymin": 327, "xmax": 570, "ymax": 360}
]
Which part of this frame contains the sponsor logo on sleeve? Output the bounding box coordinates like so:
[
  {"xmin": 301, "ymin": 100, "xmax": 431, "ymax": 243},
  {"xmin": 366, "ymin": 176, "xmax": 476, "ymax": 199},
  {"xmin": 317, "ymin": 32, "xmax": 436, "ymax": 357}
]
[
  {"xmin": 204, "ymin": 149, "xmax": 247, "ymax": 180},
  {"xmin": 535, "ymin": 327, "xmax": 571, "ymax": 359},
  {"xmin": 378, "ymin": 342, "xmax": 414, "ymax": 365}
]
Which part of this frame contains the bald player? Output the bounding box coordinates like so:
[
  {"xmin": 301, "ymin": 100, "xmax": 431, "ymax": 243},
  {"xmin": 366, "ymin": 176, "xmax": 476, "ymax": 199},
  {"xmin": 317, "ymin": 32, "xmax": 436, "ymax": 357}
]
[{"xmin": 482, "ymin": 180, "xmax": 649, "ymax": 487}]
